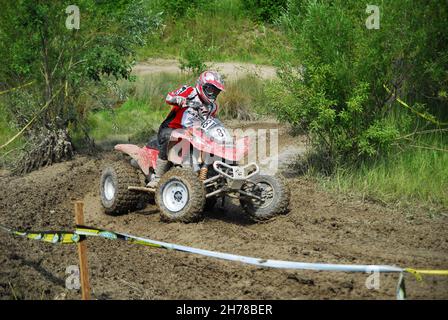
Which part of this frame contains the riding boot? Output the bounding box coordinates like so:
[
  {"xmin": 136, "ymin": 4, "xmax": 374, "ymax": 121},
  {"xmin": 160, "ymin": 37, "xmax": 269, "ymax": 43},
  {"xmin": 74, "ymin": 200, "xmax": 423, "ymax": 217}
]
[{"xmin": 147, "ymin": 158, "xmax": 170, "ymax": 188}]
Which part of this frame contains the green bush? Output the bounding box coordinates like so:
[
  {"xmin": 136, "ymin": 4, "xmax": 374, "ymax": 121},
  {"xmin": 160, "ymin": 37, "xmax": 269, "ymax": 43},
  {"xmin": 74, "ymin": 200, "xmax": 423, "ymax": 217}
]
[
  {"xmin": 179, "ymin": 45, "xmax": 208, "ymax": 74},
  {"xmin": 268, "ymin": 0, "xmax": 447, "ymax": 166},
  {"xmin": 155, "ymin": 0, "xmax": 206, "ymax": 18},
  {"xmin": 243, "ymin": 0, "xmax": 287, "ymax": 22}
]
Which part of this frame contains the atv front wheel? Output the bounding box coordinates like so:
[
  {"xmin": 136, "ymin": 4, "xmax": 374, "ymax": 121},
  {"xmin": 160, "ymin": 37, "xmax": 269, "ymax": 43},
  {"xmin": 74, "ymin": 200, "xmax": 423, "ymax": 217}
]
[
  {"xmin": 240, "ymin": 174, "xmax": 290, "ymax": 222},
  {"xmin": 100, "ymin": 161, "xmax": 144, "ymax": 215},
  {"xmin": 156, "ymin": 167, "xmax": 206, "ymax": 223}
]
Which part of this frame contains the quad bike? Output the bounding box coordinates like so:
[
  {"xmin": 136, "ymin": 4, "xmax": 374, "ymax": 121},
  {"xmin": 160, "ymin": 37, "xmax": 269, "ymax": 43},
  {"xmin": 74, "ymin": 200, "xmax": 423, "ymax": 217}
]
[{"xmin": 100, "ymin": 103, "xmax": 290, "ymax": 223}]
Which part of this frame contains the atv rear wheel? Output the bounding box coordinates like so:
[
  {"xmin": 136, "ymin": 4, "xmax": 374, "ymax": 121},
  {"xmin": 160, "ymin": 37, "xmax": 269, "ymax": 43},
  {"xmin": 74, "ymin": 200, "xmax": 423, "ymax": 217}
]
[
  {"xmin": 100, "ymin": 161, "xmax": 144, "ymax": 215},
  {"xmin": 156, "ymin": 167, "xmax": 206, "ymax": 223},
  {"xmin": 240, "ymin": 174, "xmax": 290, "ymax": 222}
]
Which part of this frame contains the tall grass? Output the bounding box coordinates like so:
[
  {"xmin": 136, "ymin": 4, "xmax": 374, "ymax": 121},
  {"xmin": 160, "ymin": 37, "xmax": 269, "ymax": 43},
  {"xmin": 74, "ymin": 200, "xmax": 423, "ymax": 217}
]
[
  {"xmin": 87, "ymin": 99, "xmax": 165, "ymax": 143},
  {"xmin": 323, "ymin": 134, "xmax": 448, "ymax": 210},
  {"xmin": 87, "ymin": 73, "xmax": 191, "ymax": 144},
  {"xmin": 0, "ymin": 102, "xmax": 24, "ymax": 167},
  {"xmin": 0, "ymin": 108, "xmax": 14, "ymax": 145},
  {"xmin": 219, "ymin": 75, "xmax": 268, "ymax": 120}
]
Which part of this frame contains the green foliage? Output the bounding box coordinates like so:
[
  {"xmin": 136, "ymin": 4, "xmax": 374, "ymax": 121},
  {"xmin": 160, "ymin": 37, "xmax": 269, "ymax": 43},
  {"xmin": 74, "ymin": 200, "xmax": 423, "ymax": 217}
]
[
  {"xmin": 139, "ymin": 0, "xmax": 290, "ymax": 64},
  {"xmin": 179, "ymin": 45, "xmax": 208, "ymax": 74},
  {"xmin": 88, "ymin": 98, "xmax": 164, "ymax": 143},
  {"xmin": 218, "ymin": 75, "xmax": 267, "ymax": 120},
  {"xmin": 155, "ymin": 0, "xmax": 206, "ymax": 18},
  {"xmin": 147, "ymin": 0, "xmax": 243, "ymax": 19},
  {"xmin": 87, "ymin": 72, "xmax": 192, "ymax": 143},
  {"xmin": 268, "ymin": 0, "xmax": 448, "ymax": 208},
  {"xmin": 242, "ymin": 0, "xmax": 287, "ymax": 22},
  {"xmin": 0, "ymin": 102, "xmax": 25, "ymax": 167},
  {"xmin": 0, "ymin": 0, "xmax": 161, "ymax": 137},
  {"xmin": 268, "ymin": 0, "xmax": 448, "ymax": 166}
]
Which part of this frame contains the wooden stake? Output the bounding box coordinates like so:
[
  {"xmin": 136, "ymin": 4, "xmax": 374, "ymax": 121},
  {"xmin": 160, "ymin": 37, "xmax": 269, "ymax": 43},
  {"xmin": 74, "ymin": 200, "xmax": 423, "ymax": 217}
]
[{"xmin": 74, "ymin": 201, "xmax": 91, "ymax": 300}]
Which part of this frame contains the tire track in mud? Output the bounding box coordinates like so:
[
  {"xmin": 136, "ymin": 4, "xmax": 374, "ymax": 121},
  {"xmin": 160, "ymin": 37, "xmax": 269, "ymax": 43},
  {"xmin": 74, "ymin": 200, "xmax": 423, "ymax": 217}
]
[{"xmin": 0, "ymin": 121, "xmax": 447, "ymax": 300}]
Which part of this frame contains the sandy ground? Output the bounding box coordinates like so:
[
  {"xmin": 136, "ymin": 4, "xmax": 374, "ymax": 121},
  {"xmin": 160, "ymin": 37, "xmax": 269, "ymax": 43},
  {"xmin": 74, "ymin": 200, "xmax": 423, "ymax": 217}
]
[
  {"xmin": 0, "ymin": 120, "xmax": 447, "ymax": 300},
  {"xmin": 133, "ymin": 58, "xmax": 277, "ymax": 80}
]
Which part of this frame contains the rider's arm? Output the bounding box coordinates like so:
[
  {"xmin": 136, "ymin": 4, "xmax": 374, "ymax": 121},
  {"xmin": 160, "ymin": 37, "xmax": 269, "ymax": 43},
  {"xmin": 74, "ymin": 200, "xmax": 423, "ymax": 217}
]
[{"xmin": 165, "ymin": 85, "xmax": 196, "ymax": 107}]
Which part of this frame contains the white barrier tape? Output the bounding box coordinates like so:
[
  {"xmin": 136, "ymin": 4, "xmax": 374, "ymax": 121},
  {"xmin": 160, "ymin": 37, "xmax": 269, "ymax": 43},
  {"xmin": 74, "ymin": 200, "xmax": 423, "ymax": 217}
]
[
  {"xmin": 78, "ymin": 226, "xmax": 409, "ymax": 299},
  {"xmin": 76, "ymin": 227, "xmax": 404, "ymax": 274}
]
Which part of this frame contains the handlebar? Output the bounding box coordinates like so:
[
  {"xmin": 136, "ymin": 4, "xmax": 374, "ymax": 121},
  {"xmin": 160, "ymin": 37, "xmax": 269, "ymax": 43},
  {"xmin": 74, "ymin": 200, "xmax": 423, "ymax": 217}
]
[
  {"xmin": 186, "ymin": 100, "xmax": 213, "ymax": 122},
  {"xmin": 186, "ymin": 100, "xmax": 202, "ymax": 110}
]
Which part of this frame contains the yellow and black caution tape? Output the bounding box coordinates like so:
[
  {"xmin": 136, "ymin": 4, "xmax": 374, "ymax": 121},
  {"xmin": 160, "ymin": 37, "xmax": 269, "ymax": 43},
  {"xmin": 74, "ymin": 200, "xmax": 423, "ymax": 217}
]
[
  {"xmin": 0, "ymin": 81, "xmax": 35, "ymax": 96},
  {"xmin": 0, "ymin": 224, "xmax": 82, "ymax": 244},
  {"xmin": 1, "ymin": 223, "xmax": 448, "ymax": 300},
  {"xmin": 75, "ymin": 226, "xmax": 162, "ymax": 249}
]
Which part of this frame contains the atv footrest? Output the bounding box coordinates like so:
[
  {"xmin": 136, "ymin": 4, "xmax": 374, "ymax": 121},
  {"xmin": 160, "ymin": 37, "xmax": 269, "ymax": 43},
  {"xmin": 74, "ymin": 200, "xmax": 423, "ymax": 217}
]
[{"xmin": 128, "ymin": 186, "xmax": 155, "ymax": 193}]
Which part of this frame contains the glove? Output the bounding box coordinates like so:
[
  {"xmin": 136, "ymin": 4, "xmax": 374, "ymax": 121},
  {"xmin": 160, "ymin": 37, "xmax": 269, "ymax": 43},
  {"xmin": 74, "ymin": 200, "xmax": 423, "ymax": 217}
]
[
  {"xmin": 175, "ymin": 96, "xmax": 187, "ymax": 107},
  {"xmin": 186, "ymin": 100, "xmax": 202, "ymax": 110}
]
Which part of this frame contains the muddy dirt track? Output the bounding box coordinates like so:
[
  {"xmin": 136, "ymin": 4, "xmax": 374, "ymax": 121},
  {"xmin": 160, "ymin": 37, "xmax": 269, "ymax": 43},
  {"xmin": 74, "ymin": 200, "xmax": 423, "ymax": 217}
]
[{"xmin": 0, "ymin": 121, "xmax": 447, "ymax": 300}]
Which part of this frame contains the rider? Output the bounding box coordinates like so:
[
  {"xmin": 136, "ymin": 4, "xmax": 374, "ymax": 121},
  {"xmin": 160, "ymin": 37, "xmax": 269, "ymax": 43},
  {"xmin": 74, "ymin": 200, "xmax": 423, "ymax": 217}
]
[{"xmin": 147, "ymin": 70, "xmax": 225, "ymax": 188}]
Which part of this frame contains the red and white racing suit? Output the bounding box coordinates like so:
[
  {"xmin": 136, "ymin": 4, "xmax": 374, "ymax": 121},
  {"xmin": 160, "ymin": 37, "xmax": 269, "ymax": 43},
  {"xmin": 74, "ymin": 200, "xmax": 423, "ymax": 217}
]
[{"xmin": 156, "ymin": 85, "xmax": 219, "ymax": 160}]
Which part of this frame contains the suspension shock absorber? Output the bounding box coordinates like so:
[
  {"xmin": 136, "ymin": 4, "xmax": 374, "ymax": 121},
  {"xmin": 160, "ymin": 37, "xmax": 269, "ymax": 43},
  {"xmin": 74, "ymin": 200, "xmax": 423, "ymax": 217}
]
[
  {"xmin": 198, "ymin": 150, "xmax": 208, "ymax": 181},
  {"xmin": 199, "ymin": 165, "xmax": 208, "ymax": 181}
]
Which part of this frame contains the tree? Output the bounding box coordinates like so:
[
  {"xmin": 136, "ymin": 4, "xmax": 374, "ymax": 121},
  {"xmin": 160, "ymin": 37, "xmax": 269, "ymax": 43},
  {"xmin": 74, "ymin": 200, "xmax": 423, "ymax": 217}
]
[{"xmin": 0, "ymin": 0, "xmax": 162, "ymax": 173}]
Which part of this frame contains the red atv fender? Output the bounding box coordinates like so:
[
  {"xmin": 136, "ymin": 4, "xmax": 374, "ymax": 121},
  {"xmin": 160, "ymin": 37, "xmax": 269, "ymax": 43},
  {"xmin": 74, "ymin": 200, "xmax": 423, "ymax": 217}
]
[
  {"xmin": 114, "ymin": 144, "xmax": 158, "ymax": 175},
  {"xmin": 171, "ymin": 127, "xmax": 251, "ymax": 162}
]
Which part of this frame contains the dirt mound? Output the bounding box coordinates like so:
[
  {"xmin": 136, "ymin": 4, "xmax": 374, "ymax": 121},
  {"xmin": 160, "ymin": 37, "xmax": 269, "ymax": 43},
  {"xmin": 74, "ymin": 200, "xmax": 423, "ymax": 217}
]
[{"xmin": 1, "ymin": 123, "xmax": 447, "ymax": 300}]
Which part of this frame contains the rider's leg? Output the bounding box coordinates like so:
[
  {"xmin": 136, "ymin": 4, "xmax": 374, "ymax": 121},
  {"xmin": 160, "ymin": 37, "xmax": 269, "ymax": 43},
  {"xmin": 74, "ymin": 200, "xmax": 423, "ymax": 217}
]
[{"xmin": 147, "ymin": 127, "xmax": 172, "ymax": 188}]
